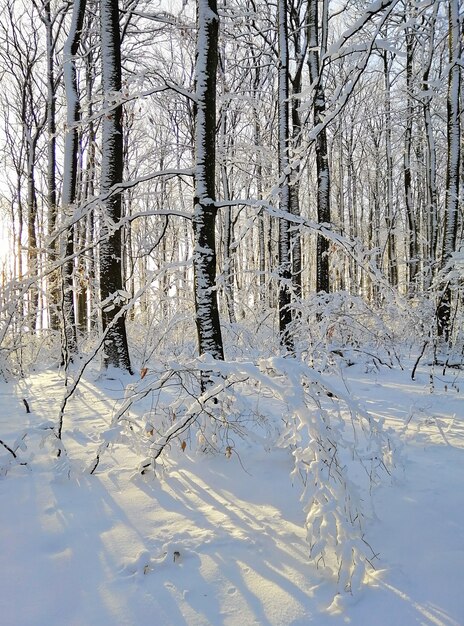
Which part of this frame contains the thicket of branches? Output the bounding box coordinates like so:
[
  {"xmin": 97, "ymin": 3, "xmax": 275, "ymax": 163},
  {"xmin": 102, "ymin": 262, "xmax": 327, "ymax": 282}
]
[{"xmin": 0, "ymin": 0, "xmax": 461, "ymax": 377}]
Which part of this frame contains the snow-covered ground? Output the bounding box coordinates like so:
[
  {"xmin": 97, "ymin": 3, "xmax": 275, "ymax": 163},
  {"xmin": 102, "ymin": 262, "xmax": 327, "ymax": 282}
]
[{"xmin": 0, "ymin": 358, "xmax": 463, "ymax": 626}]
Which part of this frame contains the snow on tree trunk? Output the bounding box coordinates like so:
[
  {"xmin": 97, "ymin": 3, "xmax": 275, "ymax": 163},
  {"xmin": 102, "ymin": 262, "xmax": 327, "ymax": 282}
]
[
  {"xmin": 43, "ymin": 0, "xmax": 59, "ymax": 331},
  {"xmin": 277, "ymin": 0, "xmax": 293, "ymax": 350},
  {"xmin": 99, "ymin": 0, "xmax": 132, "ymax": 373},
  {"xmin": 437, "ymin": 0, "xmax": 461, "ymax": 341},
  {"xmin": 192, "ymin": 0, "xmax": 224, "ymax": 360},
  {"xmin": 421, "ymin": 2, "xmax": 439, "ymax": 289},
  {"xmin": 404, "ymin": 9, "xmax": 418, "ymax": 291},
  {"xmin": 61, "ymin": 0, "xmax": 86, "ymax": 361},
  {"xmin": 307, "ymin": 0, "xmax": 330, "ymax": 294},
  {"xmin": 289, "ymin": 0, "xmax": 305, "ymax": 302}
]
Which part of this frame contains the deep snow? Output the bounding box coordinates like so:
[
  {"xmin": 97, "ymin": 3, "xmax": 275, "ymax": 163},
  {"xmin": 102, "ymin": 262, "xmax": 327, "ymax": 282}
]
[{"xmin": 0, "ymin": 358, "xmax": 463, "ymax": 626}]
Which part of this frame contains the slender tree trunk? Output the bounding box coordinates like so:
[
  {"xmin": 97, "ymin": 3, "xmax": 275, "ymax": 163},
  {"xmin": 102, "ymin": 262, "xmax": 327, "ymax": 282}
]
[
  {"xmin": 219, "ymin": 105, "xmax": 236, "ymax": 324},
  {"xmin": 277, "ymin": 0, "xmax": 293, "ymax": 349},
  {"xmin": 404, "ymin": 12, "xmax": 418, "ymax": 291},
  {"xmin": 289, "ymin": 0, "xmax": 305, "ymax": 301},
  {"xmin": 26, "ymin": 138, "xmax": 39, "ymax": 332},
  {"xmin": 84, "ymin": 41, "xmax": 97, "ymax": 331},
  {"xmin": 61, "ymin": 0, "xmax": 86, "ymax": 361},
  {"xmin": 437, "ymin": 0, "xmax": 461, "ymax": 341},
  {"xmin": 99, "ymin": 0, "xmax": 132, "ymax": 372},
  {"xmin": 250, "ymin": 58, "xmax": 267, "ymax": 302},
  {"xmin": 192, "ymin": 0, "xmax": 224, "ymax": 359},
  {"xmin": 421, "ymin": 2, "xmax": 439, "ymax": 288},
  {"xmin": 383, "ymin": 49, "xmax": 398, "ymax": 287},
  {"xmin": 307, "ymin": 0, "xmax": 330, "ymax": 294},
  {"xmin": 254, "ymin": 110, "xmax": 266, "ymax": 301},
  {"xmin": 43, "ymin": 0, "xmax": 60, "ymax": 331}
]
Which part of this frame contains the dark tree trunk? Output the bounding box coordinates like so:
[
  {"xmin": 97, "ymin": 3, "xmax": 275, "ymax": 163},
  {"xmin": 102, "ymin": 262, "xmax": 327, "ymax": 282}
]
[
  {"xmin": 26, "ymin": 140, "xmax": 39, "ymax": 332},
  {"xmin": 61, "ymin": 0, "xmax": 87, "ymax": 361},
  {"xmin": 43, "ymin": 0, "xmax": 60, "ymax": 331},
  {"xmin": 383, "ymin": 49, "xmax": 398, "ymax": 287},
  {"xmin": 437, "ymin": 0, "xmax": 461, "ymax": 342},
  {"xmin": 404, "ymin": 14, "xmax": 418, "ymax": 290},
  {"xmin": 289, "ymin": 0, "xmax": 305, "ymax": 301},
  {"xmin": 277, "ymin": 0, "xmax": 293, "ymax": 350},
  {"xmin": 421, "ymin": 4, "xmax": 438, "ymax": 289},
  {"xmin": 192, "ymin": 0, "xmax": 224, "ymax": 360},
  {"xmin": 307, "ymin": 0, "xmax": 330, "ymax": 294},
  {"xmin": 99, "ymin": 0, "xmax": 132, "ymax": 372}
]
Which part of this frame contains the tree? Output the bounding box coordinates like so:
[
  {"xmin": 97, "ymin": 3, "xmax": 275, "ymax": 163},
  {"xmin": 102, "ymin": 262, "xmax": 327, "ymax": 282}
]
[
  {"xmin": 192, "ymin": 0, "xmax": 224, "ymax": 360},
  {"xmin": 61, "ymin": 0, "xmax": 87, "ymax": 364},
  {"xmin": 418, "ymin": 0, "xmax": 439, "ymax": 289},
  {"xmin": 0, "ymin": 1, "xmax": 47, "ymax": 332},
  {"xmin": 99, "ymin": 0, "xmax": 132, "ymax": 372},
  {"xmin": 277, "ymin": 0, "xmax": 293, "ymax": 349},
  {"xmin": 288, "ymin": 0, "xmax": 306, "ymax": 301},
  {"xmin": 403, "ymin": 3, "xmax": 418, "ymax": 291},
  {"xmin": 437, "ymin": 0, "xmax": 462, "ymax": 342},
  {"xmin": 307, "ymin": 0, "xmax": 331, "ymax": 294}
]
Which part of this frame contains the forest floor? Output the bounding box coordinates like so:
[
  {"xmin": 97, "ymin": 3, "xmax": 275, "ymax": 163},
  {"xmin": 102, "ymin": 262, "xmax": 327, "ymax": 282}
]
[{"xmin": 0, "ymin": 355, "xmax": 463, "ymax": 626}]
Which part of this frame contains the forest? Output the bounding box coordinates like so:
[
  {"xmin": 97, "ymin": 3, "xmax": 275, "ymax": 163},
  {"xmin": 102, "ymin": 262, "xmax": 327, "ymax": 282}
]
[{"xmin": 0, "ymin": 0, "xmax": 463, "ymax": 623}]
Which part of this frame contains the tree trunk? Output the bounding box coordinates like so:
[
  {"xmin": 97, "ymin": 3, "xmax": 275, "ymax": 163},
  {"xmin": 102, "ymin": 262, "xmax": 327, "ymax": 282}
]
[
  {"xmin": 437, "ymin": 0, "xmax": 461, "ymax": 341},
  {"xmin": 383, "ymin": 49, "xmax": 398, "ymax": 287},
  {"xmin": 404, "ymin": 12, "xmax": 418, "ymax": 291},
  {"xmin": 192, "ymin": 0, "xmax": 224, "ymax": 359},
  {"xmin": 421, "ymin": 1, "xmax": 439, "ymax": 289},
  {"xmin": 43, "ymin": 0, "xmax": 60, "ymax": 331},
  {"xmin": 26, "ymin": 136, "xmax": 39, "ymax": 332},
  {"xmin": 99, "ymin": 0, "xmax": 132, "ymax": 372},
  {"xmin": 277, "ymin": 0, "xmax": 293, "ymax": 349},
  {"xmin": 289, "ymin": 0, "xmax": 305, "ymax": 301},
  {"xmin": 61, "ymin": 0, "xmax": 86, "ymax": 361},
  {"xmin": 307, "ymin": 0, "xmax": 330, "ymax": 294},
  {"xmin": 219, "ymin": 102, "xmax": 236, "ymax": 324}
]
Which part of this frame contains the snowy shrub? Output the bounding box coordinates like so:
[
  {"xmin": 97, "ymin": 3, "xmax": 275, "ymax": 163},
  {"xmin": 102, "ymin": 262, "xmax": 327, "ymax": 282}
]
[
  {"xmin": 90, "ymin": 354, "xmax": 396, "ymax": 592},
  {"xmin": 290, "ymin": 292, "xmax": 402, "ymax": 371}
]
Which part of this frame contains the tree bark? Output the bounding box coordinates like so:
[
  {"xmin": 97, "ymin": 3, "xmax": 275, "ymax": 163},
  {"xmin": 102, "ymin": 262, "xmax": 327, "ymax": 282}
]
[
  {"xmin": 277, "ymin": 0, "xmax": 293, "ymax": 349},
  {"xmin": 61, "ymin": 0, "xmax": 86, "ymax": 361},
  {"xmin": 437, "ymin": 0, "xmax": 461, "ymax": 341},
  {"xmin": 307, "ymin": 0, "xmax": 330, "ymax": 294},
  {"xmin": 289, "ymin": 0, "xmax": 305, "ymax": 301},
  {"xmin": 43, "ymin": 0, "xmax": 60, "ymax": 331},
  {"xmin": 192, "ymin": 0, "xmax": 224, "ymax": 360},
  {"xmin": 404, "ymin": 11, "xmax": 418, "ymax": 290},
  {"xmin": 383, "ymin": 49, "xmax": 398, "ymax": 287},
  {"xmin": 421, "ymin": 2, "xmax": 439, "ymax": 288},
  {"xmin": 99, "ymin": 0, "xmax": 132, "ymax": 372}
]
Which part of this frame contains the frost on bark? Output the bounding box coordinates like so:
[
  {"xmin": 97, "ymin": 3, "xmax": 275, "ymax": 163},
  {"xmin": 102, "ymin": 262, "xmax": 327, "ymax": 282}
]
[
  {"xmin": 192, "ymin": 0, "xmax": 224, "ymax": 360},
  {"xmin": 61, "ymin": 0, "xmax": 86, "ymax": 361},
  {"xmin": 277, "ymin": 0, "xmax": 293, "ymax": 350},
  {"xmin": 437, "ymin": 0, "xmax": 461, "ymax": 341},
  {"xmin": 307, "ymin": 0, "xmax": 330, "ymax": 294},
  {"xmin": 99, "ymin": 0, "xmax": 132, "ymax": 372}
]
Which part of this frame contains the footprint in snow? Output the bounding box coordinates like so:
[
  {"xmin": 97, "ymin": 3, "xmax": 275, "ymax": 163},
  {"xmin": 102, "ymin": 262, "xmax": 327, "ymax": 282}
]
[{"xmin": 120, "ymin": 544, "xmax": 196, "ymax": 577}]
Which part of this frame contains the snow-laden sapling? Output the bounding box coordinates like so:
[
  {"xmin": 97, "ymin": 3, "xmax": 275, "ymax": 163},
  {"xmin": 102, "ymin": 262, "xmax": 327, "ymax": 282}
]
[{"xmin": 89, "ymin": 355, "xmax": 395, "ymax": 592}]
